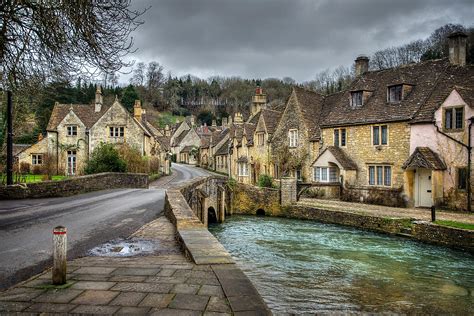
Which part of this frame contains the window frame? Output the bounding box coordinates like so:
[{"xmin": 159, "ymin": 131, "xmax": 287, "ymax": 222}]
[
  {"xmin": 334, "ymin": 128, "xmax": 347, "ymax": 147},
  {"xmin": 109, "ymin": 126, "xmax": 125, "ymax": 138},
  {"xmin": 288, "ymin": 129, "xmax": 298, "ymax": 148},
  {"xmin": 387, "ymin": 85, "xmax": 403, "ymax": 103},
  {"xmin": 372, "ymin": 125, "xmax": 389, "ymax": 146},
  {"xmin": 351, "ymin": 91, "xmax": 363, "ymax": 107},
  {"xmin": 443, "ymin": 106, "xmax": 464, "ymax": 132},
  {"xmin": 368, "ymin": 165, "xmax": 392, "ymax": 187},
  {"xmin": 257, "ymin": 132, "xmax": 265, "ymax": 147},
  {"xmin": 457, "ymin": 167, "xmax": 468, "ymax": 190},
  {"xmin": 238, "ymin": 162, "xmax": 249, "ymax": 176},
  {"xmin": 66, "ymin": 125, "xmax": 78, "ymax": 136},
  {"xmin": 32, "ymin": 154, "xmax": 43, "ymax": 165},
  {"xmin": 314, "ymin": 166, "xmax": 338, "ymax": 183}
]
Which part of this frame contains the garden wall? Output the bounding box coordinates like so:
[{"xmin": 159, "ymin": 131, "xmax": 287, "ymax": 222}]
[{"xmin": 0, "ymin": 172, "xmax": 148, "ymax": 199}]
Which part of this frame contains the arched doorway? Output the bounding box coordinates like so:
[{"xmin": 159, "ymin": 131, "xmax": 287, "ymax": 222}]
[
  {"xmin": 208, "ymin": 207, "xmax": 218, "ymax": 224},
  {"xmin": 256, "ymin": 209, "xmax": 265, "ymax": 216}
]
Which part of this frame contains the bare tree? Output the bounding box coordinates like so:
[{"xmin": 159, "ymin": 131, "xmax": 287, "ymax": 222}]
[
  {"xmin": 1, "ymin": 1, "xmax": 147, "ymax": 90},
  {"xmin": 145, "ymin": 61, "xmax": 165, "ymax": 106},
  {"xmin": 130, "ymin": 62, "xmax": 146, "ymax": 86}
]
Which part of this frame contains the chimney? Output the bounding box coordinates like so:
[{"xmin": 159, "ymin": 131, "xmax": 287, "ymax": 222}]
[
  {"xmin": 165, "ymin": 124, "xmax": 170, "ymax": 136},
  {"xmin": 448, "ymin": 32, "xmax": 468, "ymax": 66},
  {"xmin": 190, "ymin": 115, "xmax": 195, "ymax": 126},
  {"xmin": 251, "ymin": 85, "xmax": 267, "ymax": 116},
  {"xmin": 222, "ymin": 117, "xmax": 228, "ymax": 127},
  {"xmin": 228, "ymin": 115, "xmax": 233, "ymax": 125},
  {"xmin": 234, "ymin": 112, "xmax": 243, "ymax": 124},
  {"xmin": 38, "ymin": 133, "xmax": 43, "ymax": 141},
  {"xmin": 134, "ymin": 100, "xmax": 142, "ymax": 120},
  {"xmin": 212, "ymin": 119, "xmax": 217, "ymax": 127},
  {"xmin": 95, "ymin": 85, "xmax": 103, "ymax": 112},
  {"xmin": 355, "ymin": 55, "xmax": 369, "ymax": 76}
]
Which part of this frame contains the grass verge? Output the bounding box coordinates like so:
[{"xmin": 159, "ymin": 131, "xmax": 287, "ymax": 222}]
[{"xmin": 434, "ymin": 220, "xmax": 474, "ymax": 231}]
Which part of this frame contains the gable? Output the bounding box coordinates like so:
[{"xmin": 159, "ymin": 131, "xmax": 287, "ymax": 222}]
[{"xmin": 58, "ymin": 110, "xmax": 86, "ymax": 129}]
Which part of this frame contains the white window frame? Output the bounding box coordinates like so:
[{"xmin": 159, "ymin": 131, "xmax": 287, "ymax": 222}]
[
  {"xmin": 67, "ymin": 125, "xmax": 78, "ymax": 136},
  {"xmin": 314, "ymin": 166, "xmax": 338, "ymax": 183},
  {"xmin": 289, "ymin": 129, "xmax": 298, "ymax": 148},
  {"xmin": 238, "ymin": 162, "xmax": 249, "ymax": 176},
  {"xmin": 32, "ymin": 154, "xmax": 43, "ymax": 165},
  {"xmin": 257, "ymin": 132, "xmax": 265, "ymax": 147},
  {"xmin": 67, "ymin": 150, "xmax": 77, "ymax": 176},
  {"xmin": 372, "ymin": 125, "xmax": 388, "ymax": 146},
  {"xmin": 368, "ymin": 165, "xmax": 392, "ymax": 187}
]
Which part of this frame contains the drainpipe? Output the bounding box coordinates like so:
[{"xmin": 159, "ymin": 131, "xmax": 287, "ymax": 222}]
[{"xmin": 433, "ymin": 119, "xmax": 474, "ymax": 212}]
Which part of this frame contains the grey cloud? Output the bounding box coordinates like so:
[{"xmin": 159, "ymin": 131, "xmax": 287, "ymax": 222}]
[{"xmin": 126, "ymin": 0, "xmax": 473, "ymax": 82}]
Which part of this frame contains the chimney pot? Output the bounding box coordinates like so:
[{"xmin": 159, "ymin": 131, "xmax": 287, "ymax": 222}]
[
  {"xmin": 133, "ymin": 100, "xmax": 142, "ymax": 120},
  {"xmin": 448, "ymin": 31, "xmax": 468, "ymax": 66},
  {"xmin": 95, "ymin": 85, "xmax": 103, "ymax": 112},
  {"xmin": 355, "ymin": 55, "xmax": 369, "ymax": 76}
]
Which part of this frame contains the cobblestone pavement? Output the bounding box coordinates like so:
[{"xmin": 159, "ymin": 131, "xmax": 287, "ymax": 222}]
[
  {"xmin": 299, "ymin": 198, "xmax": 474, "ymax": 224},
  {"xmin": 0, "ymin": 217, "xmax": 269, "ymax": 315}
]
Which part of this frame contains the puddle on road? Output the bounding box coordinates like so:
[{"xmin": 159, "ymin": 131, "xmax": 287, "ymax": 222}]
[{"xmin": 89, "ymin": 238, "xmax": 164, "ymax": 257}]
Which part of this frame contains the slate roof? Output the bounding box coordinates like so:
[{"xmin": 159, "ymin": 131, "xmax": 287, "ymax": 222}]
[
  {"xmin": 173, "ymin": 129, "xmax": 188, "ymax": 146},
  {"xmin": 293, "ymin": 86, "xmax": 325, "ymax": 140},
  {"xmin": 47, "ymin": 103, "xmax": 110, "ymax": 131},
  {"xmin": 260, "ymin": 108, "xmax": 282, "ymax": 134},
  {"xmin": 156, "ymin": 136, "xmax": 171, "ymax": 151},
  {"xmin": 200, "ymin": 136, "xmax": 211, "ymax": 149},
  {"xmin": 411, "ymin": 64, "xmax": 474, "ymax": 123},
  {"xmin": 181, "ymin": 145, "xmax": 195, "ymax": 153},
  {"xmin": 313, "ymin": 146, "xmax": 358, "ymax": 170},
  {"xmin": 402, "ymin": 147, "xmax": 447, "ymax": 170},
  {"xmin": 321, "ymin": 59, "xmax": 450, "ymax": 127},
  {"xmin": 215, "ymin": 139, "xmax": 230, "ymax": 156},
  {"xmin": 12, "ymin": 144, "xmax": 31, "ymax": 156}
]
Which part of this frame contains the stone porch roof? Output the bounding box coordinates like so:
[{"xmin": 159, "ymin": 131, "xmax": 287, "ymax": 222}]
[{"xmin": 402, "ymin": 147, "xmax": 447, "ymax": 170}]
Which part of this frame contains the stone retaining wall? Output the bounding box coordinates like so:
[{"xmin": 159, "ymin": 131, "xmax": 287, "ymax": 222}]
[
  {"xmin": 341, "ymin": 186, "xmax": 407, "ymax": 208},
  {"xmin": 283, "ymin": 205, "xmax": 474, "ymax": 253},
  {"xmin": 231, "ymin": 183, "xmax": 281, "ymax": 216},
  {"xmin": 0, "ymin": 172, "xmax": 149, "ymax": 199}
]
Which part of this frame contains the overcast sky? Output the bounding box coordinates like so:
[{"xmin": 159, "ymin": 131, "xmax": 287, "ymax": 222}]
[{"xmin": 124, "ymin": 0, "xmax": 473, "ymax": 83}]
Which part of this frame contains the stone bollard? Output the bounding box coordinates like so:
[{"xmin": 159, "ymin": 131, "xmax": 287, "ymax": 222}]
[
  {"xmin": 52, "ymin": 226, "xmax": 67, "ymax": 285},
  {"xmin": 431, "ymin": 206, "xmax": 436, "ymax": 222}
]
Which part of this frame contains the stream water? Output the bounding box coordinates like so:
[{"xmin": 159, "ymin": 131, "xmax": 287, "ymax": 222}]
[{"xmin": 209, "ymin": 215, "xmax": 474, "ymax": 314}]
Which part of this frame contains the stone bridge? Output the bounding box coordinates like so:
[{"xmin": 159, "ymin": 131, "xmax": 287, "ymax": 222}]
[{"xmin": 178, "ymin": 175, "xmax": 230, "ymax": 226}]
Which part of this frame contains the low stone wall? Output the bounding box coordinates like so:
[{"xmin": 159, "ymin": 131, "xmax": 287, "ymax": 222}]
[
  {"xmin": 284, "ymin": 205, "xmax": 411, "ymax": 234},
  {"xmin": 0, "ymin": 172, "xmax": 149, "ymax": 199},
  {"xmin": 231, "ymin": 183, "xmax": 281, "ymax": 216},
  {"xmin": 341, "ymin": 185, "xmax": 407, "ymax": 208},
  {"xmin": 283, "ymin": 205, "xmax": 474, "ymax": 253},
  {"xmin": 299, "ymin": 183, "xmax": 341, "ymax": 199}
]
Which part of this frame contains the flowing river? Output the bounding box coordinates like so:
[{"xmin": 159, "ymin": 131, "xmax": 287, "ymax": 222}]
[{"xmin": 209, "ymin": 215, "xmax": 474, "ymax": 314}]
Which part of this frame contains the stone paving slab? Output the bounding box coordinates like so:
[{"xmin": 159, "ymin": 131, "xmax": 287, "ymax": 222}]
[{"xmin": 0, "ymin": 216, "xmax": 270, "ymax": 315}]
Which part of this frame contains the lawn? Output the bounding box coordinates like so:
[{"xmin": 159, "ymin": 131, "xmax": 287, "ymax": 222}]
[
  {"xmin": 434, "ymin": 220, "xmax": 474, "ymax": 231},
  {"xmin": 2, "ymin": 174, "xmax": 68, "ymax": 184}
]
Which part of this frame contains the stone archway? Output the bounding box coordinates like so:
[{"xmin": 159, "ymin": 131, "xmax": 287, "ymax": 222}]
[
  {"xmin": 256, "ymin": 209, "xmax": 265, "ymax": 216},
  {"xmin": 208, "ymin": 207, "xmax": 218, "ymax": 224}
]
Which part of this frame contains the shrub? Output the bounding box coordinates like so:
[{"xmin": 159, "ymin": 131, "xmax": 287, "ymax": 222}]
[
  {"xmin": 84, "ymin": 143, "xmax": 126, "ymax": 174},
  {"xmin": 117, "ymin": 143, "xmax": 148, "ymax": 173},
  {"xmin": 42, "ymin": 153, "xmax": 58, "ymax": 178},
  {"xmin": 31, "ymin": 165, "xmax": 42, "ymax": 175},
  {"xmin": 20, "ymin": 162, "xmax": 31, "ymax": 174},
  {"xmin": 257, "ymin": 174, "xmax": 273, "ymax": 188},
  {"xmin": 149, "ymin": 157, "xmax": 161, "ymax": 174}
]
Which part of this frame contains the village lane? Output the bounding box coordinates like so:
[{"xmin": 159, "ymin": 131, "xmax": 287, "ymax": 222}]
[{"xmin": 0, "ymin": 163, "xmax": 210, "ymax": 290}]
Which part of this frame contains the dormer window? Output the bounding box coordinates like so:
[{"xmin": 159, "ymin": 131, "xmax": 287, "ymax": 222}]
[
  {"xmin": 351, "ymin": 91, "xmax": 363, "ymax": 107},
  {"xmin": 289, "ymin": 129, "xmax": 298, "ymax": 148},
  {"xmin": 444, "ymin": 107, "xmax": 464, "ymax": 130},
  {"xmin": 388, "ymin": 85, "xmax": 403, "ymax": 103}
]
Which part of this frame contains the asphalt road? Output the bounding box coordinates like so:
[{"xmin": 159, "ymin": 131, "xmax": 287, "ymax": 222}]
[{"xmin": 0, "ymin": 163, "xmax": 210, "ymax": 290}]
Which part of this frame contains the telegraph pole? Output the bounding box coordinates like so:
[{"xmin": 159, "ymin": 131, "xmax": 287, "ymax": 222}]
[{"xmin": 6, "ymin": 91, "xmax": 13, "ymax": 185}]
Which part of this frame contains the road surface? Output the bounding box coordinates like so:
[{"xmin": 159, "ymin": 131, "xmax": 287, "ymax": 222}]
[{"xmin": 0, "ymin": 163, "xmax": 210, "ymax": 290}]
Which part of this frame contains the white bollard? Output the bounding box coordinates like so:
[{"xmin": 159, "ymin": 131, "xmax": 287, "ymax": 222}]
[{"xmin": 52, "ymin": 226, "xmax": 67, "ymax": 285}]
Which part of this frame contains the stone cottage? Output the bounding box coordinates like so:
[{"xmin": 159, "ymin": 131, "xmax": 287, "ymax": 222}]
[{"xmin": 17, "ymin": 86, "xmax": 167, "ymax": 175}]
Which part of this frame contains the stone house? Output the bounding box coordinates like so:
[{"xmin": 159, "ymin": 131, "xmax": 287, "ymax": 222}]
[
  {"xmin": 17, "ymin": 87, "xmax": 166, "ymax": 176},
  {"xmin": 313, "ymin": 32, "xmax": 473, "ymax": 208},
  {"xmin": 405, "ymin": 32, "xmax": 474, "ymax": 210},
  {"xmin": 271, "ymin": 86, "xmax": 325, "ymax": 182},
  {"xmin": 228, "ymin": 118, "xmax": 257, "ymax": 185}
]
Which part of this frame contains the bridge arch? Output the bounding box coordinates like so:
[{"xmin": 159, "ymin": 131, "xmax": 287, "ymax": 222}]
[
  {"xmin": 208, "ymin": 207, "xmax": 218, "ymax": 224},
  {"xmin": 256, "ymin": 209, "xmax": 265, "ymax": 216}
]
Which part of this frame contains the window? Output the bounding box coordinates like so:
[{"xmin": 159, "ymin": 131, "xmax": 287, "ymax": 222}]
[
  {"xmin": 238, "ymin": 162, "xmax": 249, "ymax": 176},
  {"xmin": 444, "ymin": 107, "xmax": 464, "ymax": 130},
  {"xmin": 388, "ymin": 85, "xmax": 403, "ymax": 102},
  {"xmin": 109, "ymin": 126, "xmax": 125, "ymax": 137},
  {"xmin": 257, "ymin": 133, "xmax": 265, "ymax": 146},
  {"xmin": 32, "ymin": 154, "xmax": 43, "ymax": 165},
  {"xmin": 67, "ymin": 150, "xmax": 77, "ymax": 176},
  {"xmin": 67, "ymin": 125, "xmax": 77, "ymax": 136},
  {"xmin": 334, "ymin": 128, "xmax": 346, "ymax": 147},
  {"xmin": 373, "ymin": 125, "xmax": 388, "ymax": 146},
  {"xmin": 351, "ymin": 91, "xmax": 363, "ymax": 107},
  {"xmin": 289, "ymin": 129, "xmax": 298, "ymax": 147},
  {"xmin": 457, "ymin": 167, "xmax": 467, "ymax": 190},
  {"xmin": 314, "ymin": 167, "xmax": 338, "ymax": 182},
  {"xmin": 368, "ymin": 165, "xmax": 391, "ymax": 186}
]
